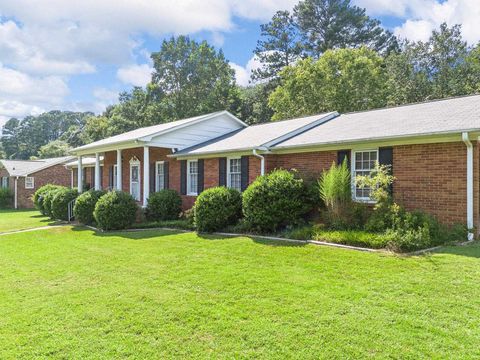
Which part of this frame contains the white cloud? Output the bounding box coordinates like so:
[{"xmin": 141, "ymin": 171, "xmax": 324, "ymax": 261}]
[
  {"xmin": 355, "ymin": 0, "xmax": 480, "ymax": 44},
  {"xmin": 93, "ymin": 88, "xmax": 119, "ymax": 104},
  {"xmin": 117, "ymin": 64, "xmax": 153, "ymax": 87},
  {"xmin": 230, "ymin": 55, "xmax": 262, "ymax": 86}
]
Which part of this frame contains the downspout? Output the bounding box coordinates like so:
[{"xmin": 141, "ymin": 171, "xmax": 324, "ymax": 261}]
[
  {"xmin": 14, "ymin": 176, "xmax": 18, "ymax": 209},
  {"xmin": 462, "ymin": 132, "xmax": 474, "ymax": 241},
  {"xmin": 252, "ymin": 148, "xmax": 265, "ymax": 176}
]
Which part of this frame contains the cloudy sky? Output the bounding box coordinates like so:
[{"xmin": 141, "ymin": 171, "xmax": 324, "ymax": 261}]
[{"xmin": 0, "ymin": 0, "xmax": 479, "ymax": 126}]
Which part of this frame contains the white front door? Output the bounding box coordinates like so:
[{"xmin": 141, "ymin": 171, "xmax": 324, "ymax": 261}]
[{"xmin": 130, "ymin": 161, "xmax": 141, "ymax": 201}]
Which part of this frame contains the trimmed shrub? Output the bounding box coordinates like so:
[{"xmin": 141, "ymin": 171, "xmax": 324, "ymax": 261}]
[
  {"xmin": 0, "ymin": 188, "xmax": 13, "ymax": 208},
  {"xmin": 242, "ymin": 170, "xmax": 310, "ymax": 232},
  {"xmin": 146, "ymin": 189, "xmax": 182, "ymax": 221},
  {"xmin": 94, "ymin": 191, "xmax": 138, "ymax": 230},
  {"xmin": 73, "ymin": 190, "xmax": 106, "ymax": 225},
  {"xmin": 51, "ymin": 188, "xmax": 79, "ymax": 221},
  {"xmin": 34, "ymin": 184, "xmax": 62, "ymax": 215},
  {"xmin": 194, "ymin": 187, "xmax": 242, "ymax": 232},
  {"xmin": 43, "ymin": 186, "xmax": 67, "ymax": 217}
]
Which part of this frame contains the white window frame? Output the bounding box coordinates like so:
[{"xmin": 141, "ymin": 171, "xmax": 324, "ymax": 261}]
[
  {"xmin": 155, "ymin": 161, "xmax": 165, "ymax": 192},
  {"xmin": 187, "ymin": 159, "xmax": 198, "ymax": 196},
  {"xmin": 351, "ymin": 149, "xmax": 379, "ymax": 203},
  {"xmin": 227, "ymin": 157, "xmax": 242, "ymax": 192},
  {"xmin": 113, "ymin": 165, "xmax": 118, "ymax": 190},
  {"xmin": 25, "ymin": 176, "xmax": 35, "ymax": 189},
  {"xmin": 129, "ymin": 158, "xmax": 141, "ymax": 201}
]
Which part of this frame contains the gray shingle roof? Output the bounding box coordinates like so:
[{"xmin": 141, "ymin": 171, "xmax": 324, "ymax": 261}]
[
  {"xmin": 0, "ymin": 156, "xmax": 74, "ymax": 176},
  {"xmin": 173, "ymin": 112, "xmax": 337, "ymax": 156},
  {"xmin": 276, "ymin": 95, "xmax": 480, "ymax": 149}
]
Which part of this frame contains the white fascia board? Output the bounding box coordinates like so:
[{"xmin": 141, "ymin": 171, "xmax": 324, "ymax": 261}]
[
  {"xmin": 171, "ymin": 148, "xmax": 263, "ymax": 160},
  {"xmin": 261, "ymin": 111, "xmax": 339, "ymax": 148},
  {"xmin": 71, "ymin": 140, "xmax": 146, "ymax": 156}
]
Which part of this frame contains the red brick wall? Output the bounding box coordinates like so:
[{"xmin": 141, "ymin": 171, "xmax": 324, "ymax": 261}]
[{"xmin": 16, "ymin": 164, "xmax": 72, "ymax": 208}]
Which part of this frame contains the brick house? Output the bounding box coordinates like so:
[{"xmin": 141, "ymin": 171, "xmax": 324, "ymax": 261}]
[
  {"xmin": 70, "ymin": 95, "xmax": 480, "ymax": 234},
  {"xmin": 0, "ymin": 156, "xmax": 74, "ymax": 208}
]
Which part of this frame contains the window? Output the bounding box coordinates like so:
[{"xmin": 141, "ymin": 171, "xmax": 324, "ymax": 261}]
[
  {"xmin": 1, "ymin": 177, "xmax": 8, "ymax": 188},
  {"xmin": 156, "ymin": 161, "xmax": 165, "ymax": 191},
  {"xmin": 25, "ymin": 177, "xmax": 35, "ymax": 189},
  {"xmin": 113, "ymin": 165, "xmax": 118, "ymax": 189},
  {"xmin": 187, "ymin": 160, "xmax": 198, "ymax": 195},
  {"xmin": 352, "ymin": 150, "xmax": 378, "ymax": 201},
  {"xmin": 227, "ymin": 158, "xmax": 241, "ymax": 191}
]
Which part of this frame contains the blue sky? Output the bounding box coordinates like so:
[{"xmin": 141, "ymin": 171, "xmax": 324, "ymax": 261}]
[{"xmin": 0, "ymin": 0, "xmax": 478, "ymax": 127}]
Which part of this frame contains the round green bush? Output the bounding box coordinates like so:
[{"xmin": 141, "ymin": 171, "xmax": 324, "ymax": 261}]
[
  {"xmin": 94, "ymin": 191, "xmax": 138, "ymax": 230},
  {"xmin": 51, "ymin": 188, "xmax": 79, "ymax": 221},
  {"xmin": 73, "ymin": 190, "xmax": 106, "ymax": 225},
  {"xmin": 34, "ymin": 184, "xmax": 62, "ymax": 215},
  {"xmin": 194, "ymin": 186, "xmax": 242, "ymax": 232},
  {"xmin": 242, "ymin": 170, "xmax": 310, "ymax": 232},
  {"xmin": 0, "ymin": 188, "xmax": 13, "ymax": 209},
  {"xmin": 43, "ymin": 186, "xmax": 67, "ymax": 217},
  {"xmin": 146, "ymin": 189, "xmax": 182, "ymax": 221}
]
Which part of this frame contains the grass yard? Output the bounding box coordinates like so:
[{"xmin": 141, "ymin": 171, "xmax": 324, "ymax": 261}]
[
  {"xmin": 0, "ymin": 209, "xmax": 58, "ymax": 233},
  {"xmin": 1, "ymin": 226, "xmax": 480, "ymax": 358}
]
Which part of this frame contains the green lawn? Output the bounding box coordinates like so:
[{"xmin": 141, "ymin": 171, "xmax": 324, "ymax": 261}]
[
  {"xmin": 0, "ymin": 209, "xmax": 58, "ymax": 233},
  {"xmin": 1, "ymin": 226, "xmax": 480, "ymax": 358}
]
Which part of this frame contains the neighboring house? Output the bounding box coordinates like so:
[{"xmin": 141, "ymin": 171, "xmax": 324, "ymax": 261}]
[
  {"xmin": 0, "ymin": 156, "xmax": 74, "ymax": 208},
  {"xmin": 70, "ymin": 95, "xmax": 480, "ymax": 232}
]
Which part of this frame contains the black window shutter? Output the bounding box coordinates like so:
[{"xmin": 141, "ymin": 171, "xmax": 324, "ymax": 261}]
[
  {"xmin": 219, "ymin": 157, "xmax": 227, "ymax": 187},
  {"xmin": 241, "ymin": 156, "xmax": 249, "ymax": 191},
  {"xmin": 83, "ymin": 168, "xmax": 87, "ymax": 189},
  {"xmin": 379, "ymin": 147, "xmax": 394, "ymax": 195},
  {"xmin": 164, "ymin": 161, "xmax": 169, "ymax": 189},
  {"xmin": 197, "ymin": 159, "xmax": 204, "ymax": 194},
  {"xmin": 108, "ymin": 166, "xmax": 113, "ymax": 189},
  {"xmin": 100, "ymin": 166, "xmax": 103, "ymax": 189},
  {"xmin": 180, "ymin": 160, "xmax": 187, "ymax": 195},
  {"xmin": 6, "ymin": 177, "xmax": 9, "ymax": 188},
  {"xmin": 150, "ymin": 163, "xmax": 156, "ymax": 193},
  {"xmin": 337, "ymin": 150, "xmax": 351, "ymax": 168}
]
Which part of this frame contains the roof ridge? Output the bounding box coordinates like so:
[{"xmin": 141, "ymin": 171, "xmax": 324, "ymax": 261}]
[{"xmin": 340, "ymin": 93, "xmax": 480, "ymax": 116}]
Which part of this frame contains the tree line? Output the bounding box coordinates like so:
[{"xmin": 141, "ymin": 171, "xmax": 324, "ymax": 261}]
[{"xmin": 1, "ymin": 0, "xmax": 479, "ymax": 160}]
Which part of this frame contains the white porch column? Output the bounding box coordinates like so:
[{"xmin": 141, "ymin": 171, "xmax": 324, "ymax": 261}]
[
  {"xmin": 77, "ymin": 156, "xmax": 83, "ymax": 193},
  {"xmin": 143, "ymin": 146, "xmax": 150, "ymax": 207},
  {"xmin": 95, "ymin": 153, "xmax": 101, "ymax": 190},
  {"xmin": 463, "ymin": 132, "xmax": 474, "ymax": 240},
  {"xmin": 116, "ymin": 149, "xmax": 122, "ymax": 191}
]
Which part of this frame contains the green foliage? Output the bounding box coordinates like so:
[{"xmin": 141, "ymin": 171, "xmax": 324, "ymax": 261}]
[
  {"xmin": 237, "ymin": 83, "xmax": 275, "ymax": 124},
  {"xmin": 252, "ymin": 10, "xmax": 303, "ymax": 81},
  {"xmin": 146, "ymin": 189, "xmax": 182, "ymax": 221},
  {"xmin": 33, "ymin": 184, "xmax": 62, "ymax": 215},
  {"xmin": 1, "ymin": 111, "xmax": 92, "ymax": 160},
  {"xmin": 42, "ymin": 186, "xmax": 67, "ymax": 217},
  {"xmin": 73, "ymin": 190, "xmax": 106, "ymax": 225},
  {"xmin": 194, "ymin": 187, "xmax": 242, "ymax": 232},
  {"xmin": 0, "ymin": 188, "xmax": 13, "ymax": 208},
  {"xmin": 269, "ymin": 47, "xmax": 388, "ymax": 120},
  {"xmin": 242, "ymin": 170, "xmax": 310, "ymax": 232},
  {"xmin": 293, "ymin": 0, "xmax": 398, "ymax": 57},
  {"xmin": 94, "ymin": 191, "xmax": 138, "ymax": 230},
  {"xmin": 38, "ymin": 140, "xmax": 71, "ymax": 158},
  {"xmin": 51, "ymin": 188, "xmax": 79, "ymax": 221},
  {"xmin": 356, "ymin": 162, "xmax": 395, "ymax": 206},
  {"xmin": 318, "ymin": 161, "xmax": 351, "ymax": 213}
]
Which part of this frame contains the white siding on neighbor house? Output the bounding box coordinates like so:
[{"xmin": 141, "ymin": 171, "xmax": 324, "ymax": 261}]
[{"xmin": 149, "ymin": 113, "xmax": 243, "ymax": 150}]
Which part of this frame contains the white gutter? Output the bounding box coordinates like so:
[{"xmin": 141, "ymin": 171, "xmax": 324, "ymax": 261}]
[
  {"xmin": 462, "ymin": 132, "xmax": 474, "ymax": 240},
  {"xmin": 252, "ymin": 148, "xmax": 266, "ymax": 176},
  {"xmin": 14, "ymin": 176, "xmax": 18, "ymax": 209}
]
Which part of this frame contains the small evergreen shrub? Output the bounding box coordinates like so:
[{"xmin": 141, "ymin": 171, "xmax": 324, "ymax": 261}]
[
  {"xmin": 94, "ymin": 191, "xmax": 138, "ymax": 230},
  {"xmin": 0, "ymin": 188, "xmax": 13, "ymax": 208},
  {"xmin": 73, "ymin": 190, "xmax": 106, "ymax": 225},
  {"xmin": 43, "ymin": 186, "xmax": 67, "ymax": 217},
  {"xmin": 34, "ymin": 184, "xmax": 62, "ymax": 215},
  {"xmin": 194, "ymin": 186, "xmax": 242, "ymax": 232},
  {"xmin": 51, "ymin": 188, "xmax": 79, "ymax": 221},
  {"xmin": 242, "ymin": 170, "xmax": 310, "ymax": 232},
  {"xmin": 146, "ymin": 189, "xmax": 182, "ymax": 221}
]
